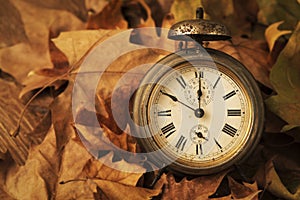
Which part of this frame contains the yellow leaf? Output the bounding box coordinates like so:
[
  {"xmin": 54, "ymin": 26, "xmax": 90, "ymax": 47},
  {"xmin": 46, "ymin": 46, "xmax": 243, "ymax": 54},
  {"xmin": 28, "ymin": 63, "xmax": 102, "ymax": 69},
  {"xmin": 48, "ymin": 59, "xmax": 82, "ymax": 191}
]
[
  {"xmin": 265, "ymin": 21, "xmax": 292, "ymax": 52},
  {"xmin": 52, "ymin": 29, "xmax": 122, "ymax": 65}
]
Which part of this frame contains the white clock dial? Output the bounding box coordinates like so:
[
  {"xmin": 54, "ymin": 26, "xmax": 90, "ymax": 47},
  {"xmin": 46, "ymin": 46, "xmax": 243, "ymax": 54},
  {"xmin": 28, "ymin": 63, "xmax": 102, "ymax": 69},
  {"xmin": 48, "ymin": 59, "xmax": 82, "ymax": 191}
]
[{"xmin": 148, "ymin": 63, "xmax": 249, "ymax": 165}]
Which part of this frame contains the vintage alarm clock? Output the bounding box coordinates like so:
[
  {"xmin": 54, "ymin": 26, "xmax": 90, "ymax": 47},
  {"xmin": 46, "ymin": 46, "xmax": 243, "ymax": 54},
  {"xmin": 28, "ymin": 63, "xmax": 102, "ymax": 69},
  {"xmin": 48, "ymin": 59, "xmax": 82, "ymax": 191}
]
[{"xmin": 132, "ymin": 8, "xmax": 264, "ymax": 175}]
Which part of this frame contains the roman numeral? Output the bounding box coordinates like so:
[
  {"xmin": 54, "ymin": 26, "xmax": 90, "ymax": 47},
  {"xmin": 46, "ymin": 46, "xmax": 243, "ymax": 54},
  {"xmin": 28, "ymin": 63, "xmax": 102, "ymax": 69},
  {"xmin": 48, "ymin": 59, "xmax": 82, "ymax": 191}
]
[
  {"xmin": 195, "ymin": 71, "xmax": 204, "ymax": 78},
  {"xmin": 227, "ymin": 109, "xmax": 242, "ymax": 116},
  {"xmin": 158, "ymin": 110, "xmax": 171, "ymax": 116},
  {"xmin": 175, "ymin": 135, "xmax": 187, "ymax": 151},
  {"xmin": 161, "ymin": 123, "xmax": 176, "ymax": 138},
  {"xmin": 213, "ymin": 76, "xmax": 221, "ymax": 89},
  {"xmin": 176, "ymin": 75, "xmax": 186, "ymax": 88},
  {"xmin": 223, "ymin": 90, "xmax": 237, "ymax": 100},
  {"xmin": 222, "ymin": 123, "xmax": 237, "ymax": 137},
  {"xmin": 196, "ymin": 144, "xmax": 203, "ymax": 155}
]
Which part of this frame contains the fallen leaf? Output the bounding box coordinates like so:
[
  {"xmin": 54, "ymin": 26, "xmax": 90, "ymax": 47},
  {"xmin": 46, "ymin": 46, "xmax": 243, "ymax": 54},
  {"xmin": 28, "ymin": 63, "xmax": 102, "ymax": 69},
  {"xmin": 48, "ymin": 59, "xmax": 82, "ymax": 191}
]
[
  {"xmin": 202, "ymin": 0, "xmax": 259, "ymax": 37},
  {"xmin": 0, "ymin": 0, "xmax": 27, "ymax": 48},
  {"xmin": 82, "ymin": 151, "xmax": 145, "ymax": 186},
  {"xmin": 265, "ymin": 21, "xmax": 292, "ymax": 52},
  {"xmin": 161, "ymin": 172, "xmax": 227, "ymax": 199},
  {"xmin": 208, "ymin": 37, "xmax": 272, "ymax": 87},
  {"xmin": 265, "ymin": 22, "xmax": 300, "ymax": 128},
  {"xmin": 171, "ymin": 0, "xmax": 203, "ymax": 22},
  {"xmin": 52, "ymin": 29, "xmax": 123, "ymax": 65},
  {"xmin": 0, "ymin": 69, "xmax": 51, "ymax": 165},
  {"xmin": 0, "ymin": 0, "xmax": 86, "ymax": 81},
  {"xmin": 3, "ymin": 126, "xmax": 58, "ymax": 199},
  {"xmin": 92, "ymin": 179, "xmax": 162, "ymax": 200},
  {"xmin": 257, "ymin": 0, "xmax": 300, "ymax": 29},
  {"xmin": 87, "ymin": 0, "xmax": 127, "ymax": 29},
  {"xmin": 228, "ymin": 177, "xmax": 261, "ymax": 199},
  {"xmin": 259, "ymin": 160, "xmax": 300, "ymax": 199}
]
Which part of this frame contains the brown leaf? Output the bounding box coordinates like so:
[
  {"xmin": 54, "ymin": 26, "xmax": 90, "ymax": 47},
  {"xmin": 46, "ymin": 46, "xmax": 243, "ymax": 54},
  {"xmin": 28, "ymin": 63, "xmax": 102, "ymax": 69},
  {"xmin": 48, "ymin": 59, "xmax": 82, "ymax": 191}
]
[
  {"xmin": 51, "ymin": 83, "xmax": 74, "ymax": 151},
  {"xmin": 87, "ymin": 0, "xmax": 127, "ymax": 29},
  {"xmin": 91, "ymin": 179, "xmax": 162, "ymax": 200},
  {"xmin": 3, "ymin": 127, "xmax": 58, "ymax": 199},
  {"xmin": 228, "ymin": 177, "xmax": 260, "ymax": 200},
  {"xmin": 202, "ymin": 0, "xmax": 260, "ymax": 38},
  {"xmin": 161, "ymin": 172, "xmax": 227, "ymax": 199},
  {"xmin": 0, "ymin": 0, "xmax": 27, "ymax": 48},
  {"xmin": 52, "ymin": 29, "xmax": 123, "ymax": 65},
  {"xmin": 82, "ymin": 152, "xmax": 145, "ymax": 186},
  {"xmin": 0, "ymin": 0, "xmax": 85, "ymax": 81},
  {"xmin": 208, "ymin": 37, "xmax": 272, "ymax": 87},
  {"xmin": 0, "ymin": 69, "xmax": 51, "ymax": 165}
]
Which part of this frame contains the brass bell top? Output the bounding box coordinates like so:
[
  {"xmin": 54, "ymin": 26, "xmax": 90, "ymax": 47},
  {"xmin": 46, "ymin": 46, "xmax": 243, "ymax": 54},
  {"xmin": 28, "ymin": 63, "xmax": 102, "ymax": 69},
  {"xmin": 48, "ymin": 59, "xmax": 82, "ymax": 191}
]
[{"xmin": 168, "ymin": 8, "xmax": 231, "ymax": 43}]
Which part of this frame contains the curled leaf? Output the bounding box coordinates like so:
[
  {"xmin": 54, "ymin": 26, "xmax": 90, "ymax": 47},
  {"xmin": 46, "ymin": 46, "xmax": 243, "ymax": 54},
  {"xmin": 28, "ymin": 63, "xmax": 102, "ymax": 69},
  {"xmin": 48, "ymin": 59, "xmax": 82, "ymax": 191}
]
[{"xmin": 265, "ymin": 21, "xmax": 292, "ymax": 52}]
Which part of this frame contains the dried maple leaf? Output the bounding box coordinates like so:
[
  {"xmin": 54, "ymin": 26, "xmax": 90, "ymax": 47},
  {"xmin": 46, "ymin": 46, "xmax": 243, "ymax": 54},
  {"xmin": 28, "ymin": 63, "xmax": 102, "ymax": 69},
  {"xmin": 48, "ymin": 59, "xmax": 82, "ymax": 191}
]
[
  {"xmin": 82, "ymin": 151, "xmax": 145, "ymax": 186},
  {"xmin": 160, "ymin": 172, "xmax": 227, "ymax": 199},
  {"xmin": 202, "ymin": 0, "xmax": 259, "ymax": 38},
  {"xmin": 208, "ymin": 37, "xmax": 272, "ymax": 88},
  {"xmin": 0, "ymin": 0, "xmax": 86, "ymax": 81},
  {"xmin": 2, "ymin": 127, "xmax": 59, "ymax": 199},
  {"xmin": 265, "ymin": 21, "xmax": 292, "ymax": 53},
  {"xmin": 0, "ymin": 0, "xmax": 27, "ymax": 48},
  {"xmin": 257, "ymin": 0, "xmax": 300, "ymax": 29},
  {"xmin": 228, "ymin": 177, "xmax": 261, "ymax": 200},
  {"xmin": 266, "ymin": 22, "xmax": 300, "ymax": 129},
  {"xmin": 0, "ymin": 69, "xmax": 51, "ymax": 165},
  {"xmin": 87, "ymin": 0, "xmax": 127, "ymax": 29},
  {"xmin": 91, "ymin": 179, "xmax": 162, "ymax": 200},
  {"xmin": 19, "ymin": 39, "xmax": 70, "ymax": 98},
  {"xmin": 255, "ymin": 160, "xmax": 300, "ymax": 200}
]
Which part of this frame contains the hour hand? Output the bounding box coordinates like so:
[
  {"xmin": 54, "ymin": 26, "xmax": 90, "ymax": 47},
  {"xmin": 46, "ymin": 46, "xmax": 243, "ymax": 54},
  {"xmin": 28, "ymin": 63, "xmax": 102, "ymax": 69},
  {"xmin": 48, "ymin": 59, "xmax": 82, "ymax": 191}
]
[
  {"xmin": 160, "ymin": 90, "xmax": 178, "ymax": 102},
  {"xmin": 160, "ymin": 90, "xmax": 196, "ymax": 112}
]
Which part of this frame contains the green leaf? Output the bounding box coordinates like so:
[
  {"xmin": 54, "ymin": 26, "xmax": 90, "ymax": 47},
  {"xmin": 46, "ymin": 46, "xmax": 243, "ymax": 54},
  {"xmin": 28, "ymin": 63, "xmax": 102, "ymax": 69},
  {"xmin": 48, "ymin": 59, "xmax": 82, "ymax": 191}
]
[{"xmin": 266, "ymin": 22, "xmax": 300, "ymax": 127}]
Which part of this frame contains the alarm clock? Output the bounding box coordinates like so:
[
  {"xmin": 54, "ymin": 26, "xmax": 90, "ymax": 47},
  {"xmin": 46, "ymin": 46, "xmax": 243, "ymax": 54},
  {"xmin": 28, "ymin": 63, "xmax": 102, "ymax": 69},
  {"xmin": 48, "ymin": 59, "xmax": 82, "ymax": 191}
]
[{"xmin": 132, "ymin": 8, "xmax": 264, "ymax": 175}]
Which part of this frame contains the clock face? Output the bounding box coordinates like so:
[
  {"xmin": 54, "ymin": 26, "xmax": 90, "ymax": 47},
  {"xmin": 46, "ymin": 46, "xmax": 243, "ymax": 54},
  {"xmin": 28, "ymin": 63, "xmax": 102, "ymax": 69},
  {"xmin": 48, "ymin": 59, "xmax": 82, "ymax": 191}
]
[{"xmin": 133, "ymin": 49, "xmax": 263, "ymax": 175}]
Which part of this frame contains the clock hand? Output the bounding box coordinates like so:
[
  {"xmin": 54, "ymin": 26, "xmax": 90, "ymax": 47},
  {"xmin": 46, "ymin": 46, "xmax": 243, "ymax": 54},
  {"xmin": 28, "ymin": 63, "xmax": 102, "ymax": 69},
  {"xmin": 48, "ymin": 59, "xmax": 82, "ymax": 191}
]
[
  {"xmin": 197, "ymin": 74, "xmax": 203, "ymax": 110},
  {"xmin": 196, "ymin": 131, "xmax": 208, "ymax": 141},
  {"xmin": 160, "ymin": 90, "xmax": 196, "ymax": 112}
]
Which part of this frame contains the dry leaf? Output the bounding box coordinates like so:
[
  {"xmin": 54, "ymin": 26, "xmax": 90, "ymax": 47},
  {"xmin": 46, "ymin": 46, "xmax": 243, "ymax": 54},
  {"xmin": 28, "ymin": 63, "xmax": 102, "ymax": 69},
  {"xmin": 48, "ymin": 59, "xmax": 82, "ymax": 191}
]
[
  {"xmin": 257, "ymin": 0, "xmax": 300, "ymax": 29},
  {"xmin": 208, "ymin": 37, "xmax": 272, "ymax": 87},
  {"xmin": 82, "ymin": 152, "xmax": 145, "ymax": 186},
  {"xmin": 161, "ymin": 172, "xmax": 227, "ymax": 199},
  {"xmin": 0, "ymin": 69, "xmax": 51, "ymax": 165},
  {"xmin": 3, "ymin": 126, "xmax": 58, "ymax": 199},
  {"xmin": 91, "ymin": 179, "xmax": 162, "ymax": 200},
  {"xmin": 52, "ymin": 29, "xmax": 123, "ymax": 65},
  {"xmin": 0, "ymin": 0, "xmax": 86, "ymax": 81},
  {"xmin": 87, "ymin": 0, "xmax": 127, "ymax": 29},
  {"xmin": 202, "ymin": 0, "xmax": 259, "ymax": 37},
  {"xmin": 228, "ymin": 177, "xmax": 261, "ymax": 200},
  {"xmin": 259, "ymin": 160, "xmax": 300, "ymax": 199},
  {"xmin": 0, "ymin": 0, "xmax": 27, "ymax": 48},
  {"xmin": 266, "ymin": 22, "xmax": 300, "ymax": 129},
  {"xmin": 265, "ymin": 21, "xmax": 292, "ymax": 52}
]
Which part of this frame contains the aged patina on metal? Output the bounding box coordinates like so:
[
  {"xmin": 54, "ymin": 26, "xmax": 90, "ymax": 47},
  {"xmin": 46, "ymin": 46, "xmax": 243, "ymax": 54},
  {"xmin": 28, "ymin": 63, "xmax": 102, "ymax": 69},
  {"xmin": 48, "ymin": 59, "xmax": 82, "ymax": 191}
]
[{"xmin": 168, "ymin": 7, "xmax": 231, "ymax": 42}]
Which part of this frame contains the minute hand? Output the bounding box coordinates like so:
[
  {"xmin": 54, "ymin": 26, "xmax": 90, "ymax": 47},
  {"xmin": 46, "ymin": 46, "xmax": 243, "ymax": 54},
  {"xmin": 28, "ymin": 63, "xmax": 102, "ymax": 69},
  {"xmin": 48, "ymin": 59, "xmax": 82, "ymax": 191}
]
[{"xmin": 160, "ymin": 90, "xmax": 196, "ymax": 111}]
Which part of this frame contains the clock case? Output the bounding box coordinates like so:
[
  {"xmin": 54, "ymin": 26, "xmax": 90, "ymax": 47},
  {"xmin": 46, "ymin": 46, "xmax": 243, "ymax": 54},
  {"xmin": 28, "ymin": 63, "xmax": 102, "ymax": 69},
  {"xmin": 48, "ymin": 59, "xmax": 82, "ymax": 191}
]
[{"xmin": 132, "ymin": 8, "xmax": 264, "ymax": 175}]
